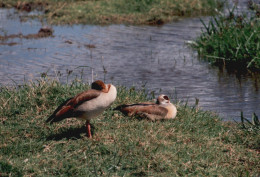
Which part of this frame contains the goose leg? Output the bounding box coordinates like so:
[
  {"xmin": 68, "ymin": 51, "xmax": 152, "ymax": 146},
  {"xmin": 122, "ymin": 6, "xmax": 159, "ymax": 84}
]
[{"xmin": 86, "ymin": 120, "xmax": 92, "ymax": 138}]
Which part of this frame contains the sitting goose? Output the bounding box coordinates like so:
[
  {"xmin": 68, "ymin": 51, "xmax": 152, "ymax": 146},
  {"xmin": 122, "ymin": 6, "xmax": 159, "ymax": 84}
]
[{"xmin": 114, "ymin": 94, "xmax": 177, "ymax": 121}]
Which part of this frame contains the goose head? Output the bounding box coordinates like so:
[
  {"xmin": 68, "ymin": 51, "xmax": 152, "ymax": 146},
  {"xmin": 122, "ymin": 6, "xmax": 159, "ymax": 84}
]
[
  {"xmin": 156, "ymin": 94, "xmax": 170, "ymax": 105},
  {"xmin": 91, "ymin": 80, "xmax": 109, "ymax": 93}
]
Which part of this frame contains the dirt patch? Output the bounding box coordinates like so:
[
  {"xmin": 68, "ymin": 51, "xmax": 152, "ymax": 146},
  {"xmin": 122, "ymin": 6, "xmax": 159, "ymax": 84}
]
[
  {"xmin": 16, "ymin": 1, "xmax": 48, "ymax": 12},
  {"xmin": 0, "ymin": 42, "xmax": 19, "ymax": 46},
  {"xmin": 85, "ymin": 44, "xmax": 96, "ymax": 49},
  {"xmin": 147, "ymin": 17, "xmax": 165, "ymax": 26},
  {"xmin": 0, "ymin": 1, "xmax": 48, "ymax": 11},
  {"xmin": 0, "ymin": 3, "xmax": 6, "ymax": 8},
  {"xmin": 0, "ymin": 27, "xmax": 54, "ymax": 41}
]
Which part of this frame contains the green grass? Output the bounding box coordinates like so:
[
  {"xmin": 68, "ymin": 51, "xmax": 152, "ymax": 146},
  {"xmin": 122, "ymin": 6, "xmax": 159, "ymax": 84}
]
[
  {"xmin": 192, "ymin": 5, "xmax": 260, "ymax": 72},
  {"xmin": 1, "ymin": 0, "xmax": 224, "ymax": 25},
  {"xmin": 0, "ymin": 79, "xmax": 259, "ymax": 176}
]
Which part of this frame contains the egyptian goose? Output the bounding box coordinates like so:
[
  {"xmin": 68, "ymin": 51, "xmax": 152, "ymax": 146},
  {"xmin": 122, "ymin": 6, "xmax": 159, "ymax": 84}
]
[
  {"xmin": 115, "ymin": 94, "xmax": 177, "ymax": 121},
  {"xmin": 46, "ymin": 80, "xmax": 117, "ymax": 138}
]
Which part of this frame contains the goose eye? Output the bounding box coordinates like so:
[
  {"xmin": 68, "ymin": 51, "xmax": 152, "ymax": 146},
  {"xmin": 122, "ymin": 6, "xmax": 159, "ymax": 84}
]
[{"xmin": 163, "ymin": 95, "xmax": 169, "ymax": 100}]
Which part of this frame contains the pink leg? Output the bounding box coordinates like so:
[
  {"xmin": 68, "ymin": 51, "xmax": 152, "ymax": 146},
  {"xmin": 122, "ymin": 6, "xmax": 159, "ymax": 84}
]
[{"xmin": 86, "ymin": 120, "xmax": 92, "ymax": 138}]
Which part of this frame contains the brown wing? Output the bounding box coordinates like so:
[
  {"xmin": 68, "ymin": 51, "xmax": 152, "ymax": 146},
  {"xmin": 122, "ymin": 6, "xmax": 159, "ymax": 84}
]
[
  {"xmin": 115, "ymin": 104, "xmax": 168, "ymax": 119},
  {"xmin": 46, "ymin": 89, "xmax": 101, "ymax": 123}
]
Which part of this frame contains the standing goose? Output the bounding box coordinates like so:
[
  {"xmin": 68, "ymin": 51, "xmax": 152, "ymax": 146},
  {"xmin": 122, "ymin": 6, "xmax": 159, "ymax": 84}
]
[
  {"xmin": 114, "ymin": 94, "xmax": 177, "ymax": 121},
  {"xmin": 46, "ymin": 80, "xmax": 117, "ymax": 138}
]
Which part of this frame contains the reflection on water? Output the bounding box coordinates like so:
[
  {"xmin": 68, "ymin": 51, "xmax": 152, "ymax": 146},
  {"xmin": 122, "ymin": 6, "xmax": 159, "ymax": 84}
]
[{"xmin": 0, "ymin": 5, "xmax": 259, "ymax": 121}]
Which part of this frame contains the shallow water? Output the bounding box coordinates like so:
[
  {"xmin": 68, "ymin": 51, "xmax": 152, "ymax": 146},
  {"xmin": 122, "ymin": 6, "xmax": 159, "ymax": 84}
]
[{"xmin": 0, "ymin": 2, "xmax": 259, "ymax": 121}]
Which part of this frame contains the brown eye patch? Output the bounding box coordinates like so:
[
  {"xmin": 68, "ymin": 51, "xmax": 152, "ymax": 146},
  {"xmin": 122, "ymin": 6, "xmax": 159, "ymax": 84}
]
[{"xmin": 163, "ymin": 95, "xmax": 169, "ymax": 100}]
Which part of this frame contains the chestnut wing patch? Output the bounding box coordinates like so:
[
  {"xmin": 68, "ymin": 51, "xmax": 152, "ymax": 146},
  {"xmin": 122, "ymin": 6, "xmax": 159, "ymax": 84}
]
[
  {"xmin": 66, "ymin": 89, "xmax": 100, "ymax": 108},
  {"xmin": 46, "ymin": 89, "xmax": 100, "ymax": 123}
]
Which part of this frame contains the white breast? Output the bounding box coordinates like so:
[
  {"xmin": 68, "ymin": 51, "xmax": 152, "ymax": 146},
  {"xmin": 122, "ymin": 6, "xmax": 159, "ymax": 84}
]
[
  {"xmin": 76, "ymin": 85, "xmax": 117, "ymax": 121},
  {"xmin": 165, "ymin": 103, "xmax": 177, "ymax": 119}
]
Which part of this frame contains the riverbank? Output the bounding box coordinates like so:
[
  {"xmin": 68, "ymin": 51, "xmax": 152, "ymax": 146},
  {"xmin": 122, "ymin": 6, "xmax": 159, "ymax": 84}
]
[
  {"xmin": 0, "ymin": 79, "xmax": 259, "ymax": 176},
  {"xmin": 0, "ymin": 0, "xmax": 223, "ymax": 25}
]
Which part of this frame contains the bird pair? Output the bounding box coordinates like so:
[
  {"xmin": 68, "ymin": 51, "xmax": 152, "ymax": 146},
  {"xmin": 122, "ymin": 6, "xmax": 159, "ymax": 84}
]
[{"xmin": 46, "ymin": 80, "xmax": 177, "ymax": 138}]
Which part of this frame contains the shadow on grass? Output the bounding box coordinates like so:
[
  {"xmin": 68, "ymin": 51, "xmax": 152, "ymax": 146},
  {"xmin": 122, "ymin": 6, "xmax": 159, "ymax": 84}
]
[
  {"xmin": 0, "ymin": 161, "xmax": 23, "ymax": 177},
  {"xmin": 46, "ymin": 125, "xmax": 95, "ymax": 141}
]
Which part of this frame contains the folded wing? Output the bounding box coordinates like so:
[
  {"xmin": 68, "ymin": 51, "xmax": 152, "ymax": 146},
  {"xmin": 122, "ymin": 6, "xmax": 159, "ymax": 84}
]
[
  {"xmin": 115, "ymin": 103, "xmax": 168, "ymax": 121},
  {"xmin": 46, "ymin": 89, "xmax": 100, "ymax": 123}
]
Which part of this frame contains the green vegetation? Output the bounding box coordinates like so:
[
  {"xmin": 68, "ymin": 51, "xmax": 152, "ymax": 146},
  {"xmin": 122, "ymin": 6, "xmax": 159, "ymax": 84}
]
[
  {"xmin": 0, "ymin": 0, "xmax": 223, "ymax": 25},
  {"xmin": 192, "ymin": 5, "xmax": 260, "ymax": 72},
  {"xmin": 0, "ymin": 79, "xmax": 259, "ymax": 176}
]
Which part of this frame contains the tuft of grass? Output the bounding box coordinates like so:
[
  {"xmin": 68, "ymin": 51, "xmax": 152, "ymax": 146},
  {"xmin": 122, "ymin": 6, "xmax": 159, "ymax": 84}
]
[
  {"xmin": 240, "ymin": 111, "xmax": 260, "ymax": 131},
  {"xmin": 0, "ymin": 79, "xmax": 259, "ymax": 176},
  {"xmin": 192, "ymin": 5, "xmax": 260, "ymax": 72},
  {"xmin": 1, "ymin": 0, "xmax": 224, "ymax": 25},
  {"xmin": 230, "ymin": 112, "xmax": 260, "ymax": 149}
]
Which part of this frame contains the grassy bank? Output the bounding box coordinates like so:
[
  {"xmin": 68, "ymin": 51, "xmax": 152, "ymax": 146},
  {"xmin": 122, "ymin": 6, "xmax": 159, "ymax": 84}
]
[
  {"xmin": 0, "ymin": 79, "xmax": 259, "ymax": 176},
  {"xmin": 192, "ymin": 5, "xmax": 260, "ymax": 72},
  {"xmin": 1, "ymin": 0, "xmax": 223, "ymax": 25}
]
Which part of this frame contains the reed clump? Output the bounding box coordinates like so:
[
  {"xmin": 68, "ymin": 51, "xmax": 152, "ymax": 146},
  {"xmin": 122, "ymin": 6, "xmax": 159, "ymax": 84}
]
[
  {"xmin": 0, "ymin": 79, "xmax": 259, "ymax": 176},
  {"xmin": 192, "ymin": 5, "xmax": 260, "ymax": 72}
]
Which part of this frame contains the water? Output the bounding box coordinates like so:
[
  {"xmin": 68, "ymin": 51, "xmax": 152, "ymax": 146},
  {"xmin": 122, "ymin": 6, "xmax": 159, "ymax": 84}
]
[{"xmin": 0, "ymin": 2, "xmax": 259, "ymax": 121}]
